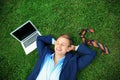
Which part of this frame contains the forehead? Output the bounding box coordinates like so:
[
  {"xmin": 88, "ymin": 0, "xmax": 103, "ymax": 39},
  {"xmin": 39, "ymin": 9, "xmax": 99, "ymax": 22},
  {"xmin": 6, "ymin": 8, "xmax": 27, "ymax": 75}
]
[{"xmin": 57, "ymin": 37, "xmax": 70, "ymax": 44}]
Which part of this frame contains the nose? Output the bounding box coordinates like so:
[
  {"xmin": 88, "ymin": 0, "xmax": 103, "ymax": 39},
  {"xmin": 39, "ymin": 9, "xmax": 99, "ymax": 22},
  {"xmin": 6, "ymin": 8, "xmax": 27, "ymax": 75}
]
[
  {"xmin": 57, "ymin": 44, "xmax": 62, "ymax": 50},
  {"xmin": 58, "ymin": 44, "xmax": 61, "ymax": 48}
]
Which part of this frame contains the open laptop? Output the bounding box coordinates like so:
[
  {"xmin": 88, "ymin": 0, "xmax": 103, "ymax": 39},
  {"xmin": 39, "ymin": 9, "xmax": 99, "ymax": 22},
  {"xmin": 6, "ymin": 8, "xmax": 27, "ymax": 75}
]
[{"xmin": 10, "ymin": 20, "xmax": 41, "ymax": 55}]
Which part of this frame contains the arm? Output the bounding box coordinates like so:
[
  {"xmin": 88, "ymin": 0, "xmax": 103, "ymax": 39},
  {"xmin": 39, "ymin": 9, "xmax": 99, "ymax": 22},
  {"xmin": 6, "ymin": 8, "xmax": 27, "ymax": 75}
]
[
  {"xmin": 77, "ymin": 44, "xmax": 96, "ymax": 70},
  {"xmin": 36, "ymin": 35, "xmax": 54, "ymax": 55},
  {"xmin": 27, "ymin": 35, "xmax": 54, "ymax": 80},
  {"xmin": 71, "ymin": 44, "xmax": 96, "ymax": 70}
]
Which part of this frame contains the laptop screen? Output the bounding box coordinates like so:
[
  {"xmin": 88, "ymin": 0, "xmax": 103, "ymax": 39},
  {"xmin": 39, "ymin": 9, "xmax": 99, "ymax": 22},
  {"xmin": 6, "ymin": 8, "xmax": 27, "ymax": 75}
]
[{"xmin": 12, "ymin": 22, "xmax": 36, "ymax": 41}]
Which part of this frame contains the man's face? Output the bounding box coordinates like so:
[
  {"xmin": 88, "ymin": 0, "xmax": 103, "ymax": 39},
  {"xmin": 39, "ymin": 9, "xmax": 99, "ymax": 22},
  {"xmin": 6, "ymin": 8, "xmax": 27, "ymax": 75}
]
[{"xmin": 54, "ymin": 37, "xmax": 71, "ymax": 56}]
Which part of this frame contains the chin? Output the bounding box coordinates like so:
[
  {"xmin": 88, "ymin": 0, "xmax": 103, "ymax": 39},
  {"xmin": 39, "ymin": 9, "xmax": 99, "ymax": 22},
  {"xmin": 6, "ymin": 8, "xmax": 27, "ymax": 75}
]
[
  {"xmin": 55, "ymin": 51, "xmax": 60, "ymax": 54},
  {"xmin": 55, "ymin": 51, "xmax": 62, "ymax": 55}
]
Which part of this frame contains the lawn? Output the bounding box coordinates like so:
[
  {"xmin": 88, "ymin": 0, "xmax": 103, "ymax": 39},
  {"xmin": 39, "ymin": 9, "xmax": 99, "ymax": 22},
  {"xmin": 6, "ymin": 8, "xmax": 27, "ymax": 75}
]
[{"xmin": 0, "ymin": 0, "xmax": 120, "ymax": 80}]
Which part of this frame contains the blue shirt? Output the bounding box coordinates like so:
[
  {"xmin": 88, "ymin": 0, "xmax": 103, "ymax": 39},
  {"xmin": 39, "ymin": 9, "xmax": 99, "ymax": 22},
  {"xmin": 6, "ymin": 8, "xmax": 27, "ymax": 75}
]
[{"xmin": 36, "ymin": 53, "xmax": 65, "ymax": 80}]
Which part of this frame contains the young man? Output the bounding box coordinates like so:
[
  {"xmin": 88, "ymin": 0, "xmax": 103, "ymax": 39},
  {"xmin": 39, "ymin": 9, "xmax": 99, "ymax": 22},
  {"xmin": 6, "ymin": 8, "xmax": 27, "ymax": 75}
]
[{"xmin": 27, "ymin": 34, "xmax": 96, "ymax": 80}]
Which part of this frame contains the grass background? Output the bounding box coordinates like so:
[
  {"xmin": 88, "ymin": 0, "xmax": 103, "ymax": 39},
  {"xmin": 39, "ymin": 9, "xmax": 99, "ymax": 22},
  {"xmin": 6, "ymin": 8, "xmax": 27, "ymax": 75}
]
[{"xmin": 0, "ymin": 0, "xmax": 120, "ymax": 80}]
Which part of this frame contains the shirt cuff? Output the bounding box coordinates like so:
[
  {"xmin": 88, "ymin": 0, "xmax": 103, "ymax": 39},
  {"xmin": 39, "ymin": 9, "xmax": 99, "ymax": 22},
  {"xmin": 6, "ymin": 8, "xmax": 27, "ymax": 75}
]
[
  {"xmin": 75, "ymin": 45, "xmax": 79, "ymax": 51},
  {"xmin": 52, "ymin": 38, "xmax": 55, "ymax": 45}
]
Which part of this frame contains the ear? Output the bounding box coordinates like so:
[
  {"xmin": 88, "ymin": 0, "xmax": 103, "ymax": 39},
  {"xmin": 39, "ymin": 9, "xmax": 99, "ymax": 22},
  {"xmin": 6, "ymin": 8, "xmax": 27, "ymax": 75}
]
[
  {"xmin": 67, "ymin": 45, "xmax": 75, "ymax": 52},
  {"xmin": 67, "ymin": 46, "xmax": 72, "ymax": 52}
]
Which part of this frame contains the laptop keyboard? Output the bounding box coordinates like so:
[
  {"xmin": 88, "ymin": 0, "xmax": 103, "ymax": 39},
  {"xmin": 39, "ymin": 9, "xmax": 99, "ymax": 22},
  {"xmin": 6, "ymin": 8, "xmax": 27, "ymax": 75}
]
[{"xmin": 23, "ymin": 33, "xmax": 39, "ymax": 48}]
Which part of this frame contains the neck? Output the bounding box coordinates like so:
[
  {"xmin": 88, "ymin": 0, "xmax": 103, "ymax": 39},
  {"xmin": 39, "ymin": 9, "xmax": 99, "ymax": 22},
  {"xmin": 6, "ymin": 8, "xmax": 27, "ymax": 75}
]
[{"xmin": 54, "ymin": 54, "xmax": 65, "ymax": 66}]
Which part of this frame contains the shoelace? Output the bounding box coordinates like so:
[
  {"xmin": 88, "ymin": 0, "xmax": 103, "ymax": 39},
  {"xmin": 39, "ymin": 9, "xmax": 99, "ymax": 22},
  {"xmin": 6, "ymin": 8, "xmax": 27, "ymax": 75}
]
[{"xmin": 79, "ymin": 28, "xmax": 110, "ymax": 54}]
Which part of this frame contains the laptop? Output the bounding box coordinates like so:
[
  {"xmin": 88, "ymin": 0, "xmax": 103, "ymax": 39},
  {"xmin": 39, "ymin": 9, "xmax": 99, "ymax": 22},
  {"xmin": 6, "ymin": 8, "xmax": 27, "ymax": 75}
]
[{"xmin": 10, "ymin": 20, "xmax": 41, "ymax": 55}]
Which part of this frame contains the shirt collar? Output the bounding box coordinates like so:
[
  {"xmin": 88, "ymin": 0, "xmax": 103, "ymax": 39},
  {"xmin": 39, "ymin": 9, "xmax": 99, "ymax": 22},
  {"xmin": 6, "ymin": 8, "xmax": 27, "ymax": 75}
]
[{"xmin": 50, "ymin": 53, "xmax": 65, "ymax": 64}]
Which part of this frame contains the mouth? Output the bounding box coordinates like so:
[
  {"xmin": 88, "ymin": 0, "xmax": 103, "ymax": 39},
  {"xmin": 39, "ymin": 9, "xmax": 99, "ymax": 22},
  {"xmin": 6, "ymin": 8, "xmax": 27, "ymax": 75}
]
[{"xmin": 56, "ymin": 48, "xmax": 62, "ymax": 52}]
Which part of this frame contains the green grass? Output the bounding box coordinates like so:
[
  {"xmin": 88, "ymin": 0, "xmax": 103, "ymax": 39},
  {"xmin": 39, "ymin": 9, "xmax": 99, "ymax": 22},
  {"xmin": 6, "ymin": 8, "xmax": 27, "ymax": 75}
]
[{"xmin": 0, "ymin": 0, "xmax": 120, "ymax": 80}]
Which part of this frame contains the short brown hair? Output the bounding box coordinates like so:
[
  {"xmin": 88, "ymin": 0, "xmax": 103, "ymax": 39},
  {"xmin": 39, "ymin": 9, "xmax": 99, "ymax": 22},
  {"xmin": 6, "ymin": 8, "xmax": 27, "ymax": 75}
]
[{"xmin": 57, "ymin": 34, "xmax": 73, "ymax": 46}]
